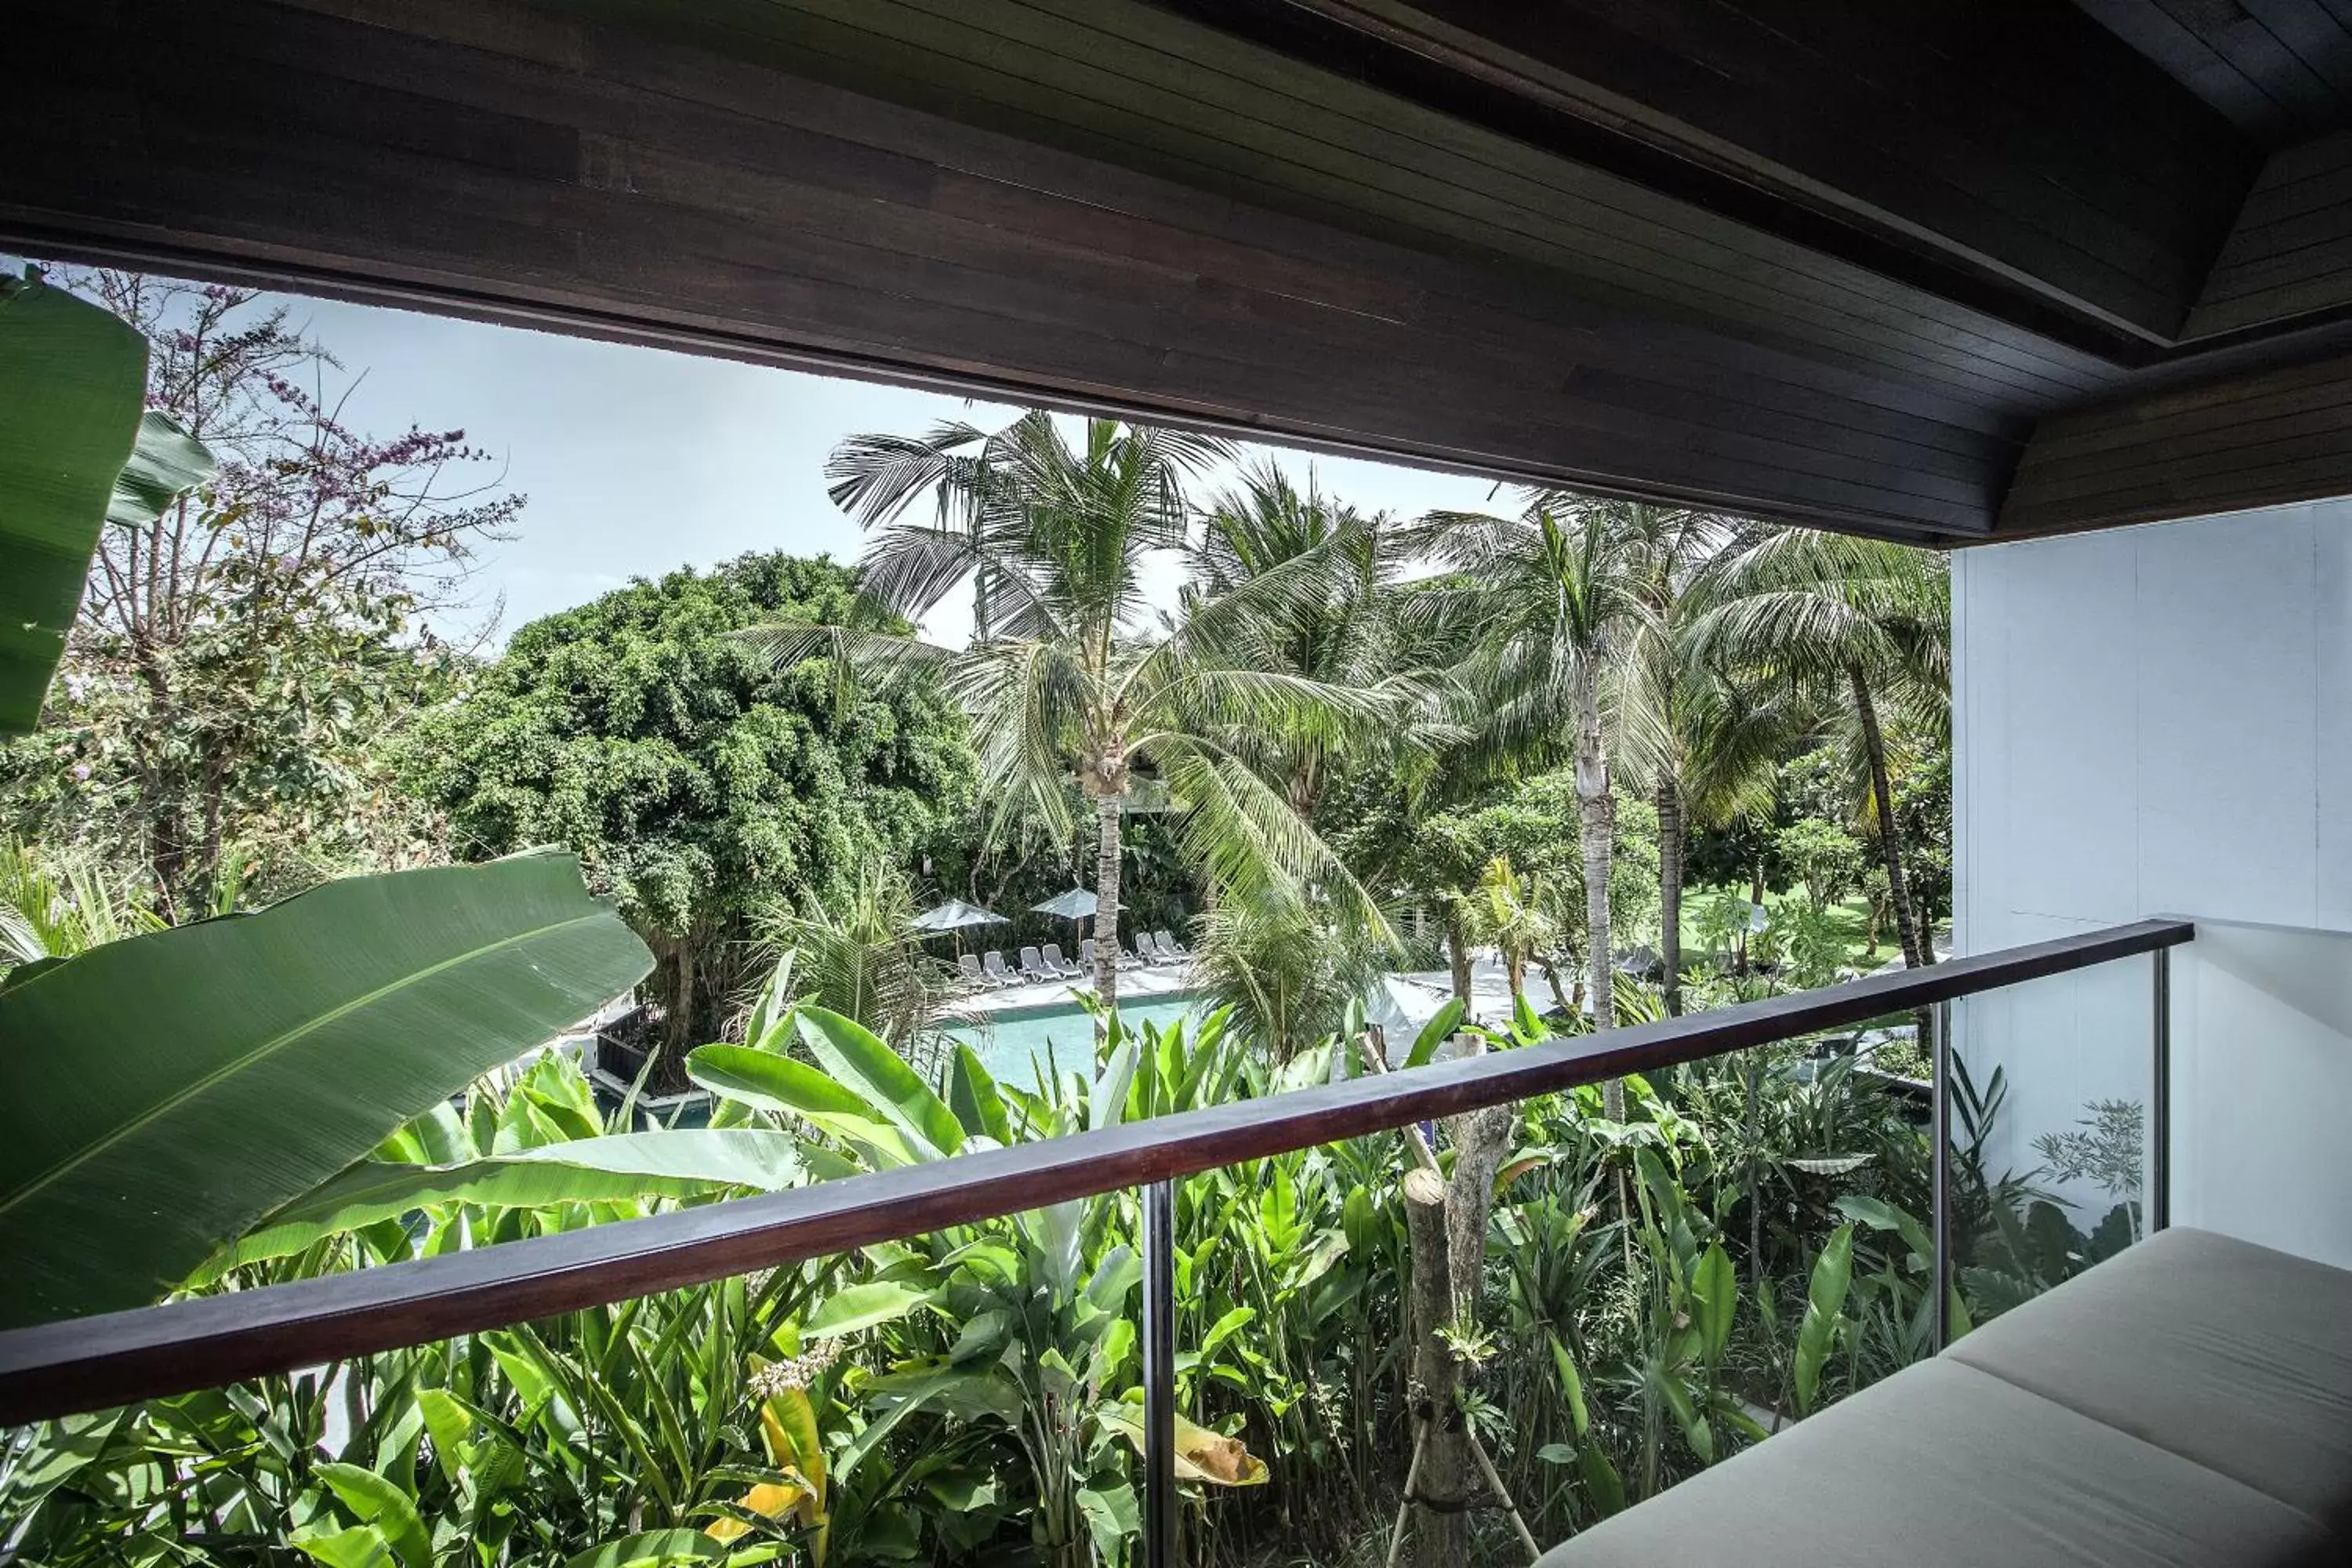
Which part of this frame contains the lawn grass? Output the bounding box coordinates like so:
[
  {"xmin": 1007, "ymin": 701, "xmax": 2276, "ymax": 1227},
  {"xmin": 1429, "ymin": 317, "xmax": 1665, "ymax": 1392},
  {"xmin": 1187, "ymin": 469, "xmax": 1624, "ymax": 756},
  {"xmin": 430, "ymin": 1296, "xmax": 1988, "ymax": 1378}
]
[{"xmin": 1675, "ymin": 884, "xmax": 1893, "ymax": 975}]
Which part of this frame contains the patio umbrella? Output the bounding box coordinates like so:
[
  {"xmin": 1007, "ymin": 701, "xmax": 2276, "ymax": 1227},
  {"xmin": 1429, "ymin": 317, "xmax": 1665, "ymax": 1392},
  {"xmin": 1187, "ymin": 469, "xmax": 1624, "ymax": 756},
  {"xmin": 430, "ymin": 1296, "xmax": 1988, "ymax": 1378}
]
[
  {"xmin": 910, "ymin": 898, "xmax": 1009, "ymax": 932},
  {"xmin": 910, "ymin": 898, "xmax": 1008, "ymax": 957},
  {"xmin": 1030, "ymin": 887, "xmax": 1098, "ymax": 920},
  {"xmin": 1032, "ymin": 886, "xmax": 1099, "ymax": 955}
]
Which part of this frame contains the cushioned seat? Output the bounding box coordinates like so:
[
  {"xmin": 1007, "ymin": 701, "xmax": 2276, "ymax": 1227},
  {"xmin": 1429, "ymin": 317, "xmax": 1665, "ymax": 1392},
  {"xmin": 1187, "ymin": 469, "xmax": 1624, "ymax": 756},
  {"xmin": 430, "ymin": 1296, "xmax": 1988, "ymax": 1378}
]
[
  {"xmin": 1537, "ymin": 1227, "xmax": 2352, "ymax": 1568},
  {"xmin": 1947, "ymin": 1226, "xmax": 2352, "ymax": 1532}
]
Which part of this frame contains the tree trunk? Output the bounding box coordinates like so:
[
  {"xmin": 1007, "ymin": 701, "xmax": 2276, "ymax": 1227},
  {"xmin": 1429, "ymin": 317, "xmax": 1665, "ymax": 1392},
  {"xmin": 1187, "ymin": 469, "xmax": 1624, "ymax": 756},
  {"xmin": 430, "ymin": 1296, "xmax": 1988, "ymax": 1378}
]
[
  {"xmin": 1575, "ymin": 671, "xmax": 1621, "ymax": 1120},
  {"xmin": 145, "ymin": 775, "xmax": 191, "ymax": 926},
  {"xmin": 972, "ymin": 541, "xmax": 993, "ymax": 645},
  {"xmin": 1401, "ymin": 1087, "xmax": 1515, "ymax": 1568},
  {"xmin": 1847, "ymin": 661, "xmax": 1929, "ymax": 970},
  {"xmin": 1657, "ymin": 777, "xmax": 1684, "ymax": 1015},
  {"xmin": 1091, "ymin": 789, "xmax": 1123, "ymax": 1011},
  {"xmin": 1539, "ymin": 959, "xmax": 1573, "ymax": 1014},
  {"xmin": 1445, "ymin": 914, "xmax": 1472, "ymax": 1006},
  {"xmin": 1402, "ymin": 1166, "xmax": 1466, "ymax": 1568},
  {"xmin": 668, "ymin": 942, "xmax": 695, "ymax": 1051}
]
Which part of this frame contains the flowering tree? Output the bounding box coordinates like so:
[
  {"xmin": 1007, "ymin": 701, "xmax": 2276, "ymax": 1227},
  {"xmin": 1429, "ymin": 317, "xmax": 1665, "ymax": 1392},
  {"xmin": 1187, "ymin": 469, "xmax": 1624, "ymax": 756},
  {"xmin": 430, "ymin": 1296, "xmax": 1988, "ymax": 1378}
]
[{"xmin": 0, "ymin": 272, "xmax": 518, "ymax": 917}]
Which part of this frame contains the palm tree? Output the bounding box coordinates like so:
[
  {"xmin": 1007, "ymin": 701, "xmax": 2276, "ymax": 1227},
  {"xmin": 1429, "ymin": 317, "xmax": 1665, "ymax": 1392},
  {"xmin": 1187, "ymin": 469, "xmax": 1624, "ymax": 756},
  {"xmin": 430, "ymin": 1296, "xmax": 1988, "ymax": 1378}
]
[
  {"xmin": 767, "ymin": 414, "xmax": 1398, "ymax": 1010},
  {"xmin": 1462, "ymin": 854, "xmax": 1567, "ymax": 1011},
  {"xmin": 1602, "ymin": 500, "xmax": 1820, "ymax": 1012},
  {"xmin": 1410, "ymin": 496, "xmax": 1655, "ymax": 1100},
  {"xmin": 1693, "ymin": 525, "xmax": 1950, "ymax": 970},
  {"xmin": 1609, "ymin": 504, "xmax": 1737, "ymax": 1013},
  {"xmin": 755, "ymin": 862, "xmax": 941, "ymax": 1050},
  {"xmin": 1188, "ymin": 461, "xmax": 1446, "ymax": 816}
]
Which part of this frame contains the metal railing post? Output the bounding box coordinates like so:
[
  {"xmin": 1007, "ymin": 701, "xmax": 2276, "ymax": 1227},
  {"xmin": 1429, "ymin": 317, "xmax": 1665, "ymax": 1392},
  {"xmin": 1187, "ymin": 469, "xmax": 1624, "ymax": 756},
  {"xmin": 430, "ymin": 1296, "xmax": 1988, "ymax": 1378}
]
[
  {"xmin": 2152, "ymin": 949, "xmax": 2171, "ymax": 1234},
  {"xmin": 1142, "ymin": 1178, "xmax": 1177, "ymax": 1568},
  {"xmin": 1931, "ymin": 998, "xmax": 1953, "ymax": 1352}
]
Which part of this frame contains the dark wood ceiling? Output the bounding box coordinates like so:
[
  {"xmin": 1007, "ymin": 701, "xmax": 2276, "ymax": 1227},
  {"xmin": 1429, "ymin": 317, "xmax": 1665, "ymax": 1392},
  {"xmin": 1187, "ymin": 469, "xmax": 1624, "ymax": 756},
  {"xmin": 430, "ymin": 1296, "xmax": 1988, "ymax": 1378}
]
[
  {"xmin": 6, "ymin": 0, "xmax": 2352, "ymax": 545},
  {"xmin": 2076, "ymin": 0, "xmax": 2352, "ymax": 148}
]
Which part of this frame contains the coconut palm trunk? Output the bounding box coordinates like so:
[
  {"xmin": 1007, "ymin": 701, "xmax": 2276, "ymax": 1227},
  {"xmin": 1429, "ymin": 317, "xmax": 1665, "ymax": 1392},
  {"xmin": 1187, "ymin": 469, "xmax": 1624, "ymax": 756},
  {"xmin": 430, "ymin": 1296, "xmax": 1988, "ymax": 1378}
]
[
  {"xmin": 1657, "ymin": 777, "xmax": 1684, "ymax": 1014},
  {"xmin": 1091, "ymin": 788, "xmax": 1123, "ymax": 1009},
  {"xmin": 1575, "ymin": 669, "xmax": 1624, "ymax": 1120},
  {"xmin": 1847, "ymin": 660, "xmax": 1929, "ymax": 970}
]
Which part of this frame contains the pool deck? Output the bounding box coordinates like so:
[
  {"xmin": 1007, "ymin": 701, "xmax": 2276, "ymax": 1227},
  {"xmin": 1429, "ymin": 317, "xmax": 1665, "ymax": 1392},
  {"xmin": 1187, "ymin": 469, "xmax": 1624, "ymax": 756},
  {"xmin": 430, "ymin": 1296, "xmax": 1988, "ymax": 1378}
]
[{"xmin": 950, "ymin": 960, "xmax": 1199, "ymax": 1016}]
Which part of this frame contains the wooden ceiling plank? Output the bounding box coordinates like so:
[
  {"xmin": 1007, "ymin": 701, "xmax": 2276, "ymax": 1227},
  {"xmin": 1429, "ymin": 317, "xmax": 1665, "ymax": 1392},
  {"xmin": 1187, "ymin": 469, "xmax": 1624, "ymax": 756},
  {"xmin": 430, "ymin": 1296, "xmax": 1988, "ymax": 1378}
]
[{"xmin": 735, "ymin": 0, "xmax": 2107, "ymax": 402}]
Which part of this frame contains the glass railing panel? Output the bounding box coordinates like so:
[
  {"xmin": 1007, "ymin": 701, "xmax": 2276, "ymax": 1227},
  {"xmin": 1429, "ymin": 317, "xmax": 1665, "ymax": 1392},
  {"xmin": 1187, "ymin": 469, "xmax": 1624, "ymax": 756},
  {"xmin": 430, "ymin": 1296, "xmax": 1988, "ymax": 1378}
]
[
  {"xmin": 1152, "ymin": 999, "xmax": 1938, "ymax": 1566},
  {"xmin": 1948, "ymin": 950, "xmax": 2158, "ymax": 1329}
]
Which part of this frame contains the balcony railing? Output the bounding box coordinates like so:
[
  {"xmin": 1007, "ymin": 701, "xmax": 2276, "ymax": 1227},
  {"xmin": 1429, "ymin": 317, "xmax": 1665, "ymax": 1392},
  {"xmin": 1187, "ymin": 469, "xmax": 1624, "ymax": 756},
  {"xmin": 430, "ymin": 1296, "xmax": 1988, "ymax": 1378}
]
[{"xmin": 0, "ymin": 917, "xmax": 2193, "ymax": 1563}]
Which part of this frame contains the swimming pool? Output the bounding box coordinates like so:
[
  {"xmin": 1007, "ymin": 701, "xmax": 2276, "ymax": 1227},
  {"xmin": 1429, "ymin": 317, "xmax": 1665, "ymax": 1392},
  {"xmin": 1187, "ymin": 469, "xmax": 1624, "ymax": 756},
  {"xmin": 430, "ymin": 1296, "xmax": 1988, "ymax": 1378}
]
[{"xmin": 946, "ymin": 993, "xmax": 1206, "ymax": 1088}]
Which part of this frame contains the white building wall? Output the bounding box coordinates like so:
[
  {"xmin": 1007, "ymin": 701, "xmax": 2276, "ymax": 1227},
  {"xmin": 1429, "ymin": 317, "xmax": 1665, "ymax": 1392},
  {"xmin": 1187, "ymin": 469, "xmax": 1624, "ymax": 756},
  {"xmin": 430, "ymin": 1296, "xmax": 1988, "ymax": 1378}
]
[{"xmin": 1952, "ymin": 499, "xmax": 2352, "ymax": 1267}]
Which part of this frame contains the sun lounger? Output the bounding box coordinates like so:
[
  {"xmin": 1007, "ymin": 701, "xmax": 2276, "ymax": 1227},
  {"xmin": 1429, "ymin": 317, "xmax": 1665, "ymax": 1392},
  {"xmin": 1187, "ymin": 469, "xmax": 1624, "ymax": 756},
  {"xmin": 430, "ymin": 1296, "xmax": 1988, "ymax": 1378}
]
[
  {"xmin": 1018, "ymin": 946, "xmax": 1052, "ymax": 982},
  {"xmin": 1152, "ymin": 928, "xmax": 1189, "ymax": 960},
  {"xmin": 982, "ymin": 950, "xmax": 1017, "ymax": 986},
  {"xmin": 957, "ymin": 953, "xmax": 992, "ymax": 989},
  {"xmin": 1042, "ymin": 942, "xmax": 1082, "ymax": 978}
]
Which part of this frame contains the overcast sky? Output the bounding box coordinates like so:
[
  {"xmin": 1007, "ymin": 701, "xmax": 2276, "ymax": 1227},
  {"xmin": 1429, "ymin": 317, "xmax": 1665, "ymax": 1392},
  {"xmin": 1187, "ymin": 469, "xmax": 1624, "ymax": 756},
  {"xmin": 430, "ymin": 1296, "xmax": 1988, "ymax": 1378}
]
[{"xmin": 266, "ymin": 293, "xmax": 1512, "ymax": 647}]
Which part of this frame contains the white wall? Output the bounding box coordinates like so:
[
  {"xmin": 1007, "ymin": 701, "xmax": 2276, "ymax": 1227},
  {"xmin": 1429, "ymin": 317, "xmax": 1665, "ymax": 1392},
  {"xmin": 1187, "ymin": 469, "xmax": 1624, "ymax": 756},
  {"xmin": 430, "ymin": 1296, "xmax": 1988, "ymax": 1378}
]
[{"xmin": 1953, "ymin": 499, "xmax": 2352, "ymax": 1266}]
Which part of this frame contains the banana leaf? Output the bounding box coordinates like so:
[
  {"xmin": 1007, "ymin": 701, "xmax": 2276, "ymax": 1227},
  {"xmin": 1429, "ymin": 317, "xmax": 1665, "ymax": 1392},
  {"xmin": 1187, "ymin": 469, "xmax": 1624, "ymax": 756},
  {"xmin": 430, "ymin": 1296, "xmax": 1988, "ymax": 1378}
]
[
  {"xmin": 0, "ymin": 850, "xmax": 652, "ymax": 1327},
  {"xmin": 200, "ymin": 1129, "xmax": 806, "ymax": 1276},
  {"xmin": 1100, "ymin": 1405, "xmax": 1269, "ymax": 1485},
  {"xmin": 794, "ymin": 1007, "xmax": 965, "ymax": 1160},
  {"xmin": 0, "ymin": 275, "xmax": 149, "ymax": 735},
  {"xmin": 0, "ymin": 281, "xmax": 212, "ymax": 738},
  {"xmin": 686, "ymin": 1044, "xmax": 914, "ymax": 1167}
]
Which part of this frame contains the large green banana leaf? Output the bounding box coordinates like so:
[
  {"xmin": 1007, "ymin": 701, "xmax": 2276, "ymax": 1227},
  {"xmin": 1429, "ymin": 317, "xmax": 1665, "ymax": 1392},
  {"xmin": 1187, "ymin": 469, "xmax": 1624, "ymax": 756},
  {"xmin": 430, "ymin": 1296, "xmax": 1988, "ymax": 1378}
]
[
  {"xmin": 0, "ymin": 850, "xmax": 653, "ymax": 1327},
  {"xmin": 0, "ymin": 275, "xmax": 150, "ymax": 735},
  {"xmin": 205, "ymin": 1129, "xmax": 806, "ymax": 1276}
]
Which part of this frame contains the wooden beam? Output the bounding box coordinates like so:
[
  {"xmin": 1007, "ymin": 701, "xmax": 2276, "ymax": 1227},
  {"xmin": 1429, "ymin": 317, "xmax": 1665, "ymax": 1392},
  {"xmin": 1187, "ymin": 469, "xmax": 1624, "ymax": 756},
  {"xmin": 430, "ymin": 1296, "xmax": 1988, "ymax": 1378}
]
[
  {"xmin": 1998, "ymin": 343, "xmax": 2352, "ymax": 533},
  {"xmin": 0, "ymin": 920, "xmax": 2194, "ymax": 1425}
]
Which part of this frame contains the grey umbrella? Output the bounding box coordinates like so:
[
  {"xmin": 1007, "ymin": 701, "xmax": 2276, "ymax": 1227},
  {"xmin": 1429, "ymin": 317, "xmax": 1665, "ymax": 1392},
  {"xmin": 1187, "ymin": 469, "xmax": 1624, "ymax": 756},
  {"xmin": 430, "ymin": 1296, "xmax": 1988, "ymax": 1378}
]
[
  {"xmin": 910, "ymin": 899, "xmax": 1009, "ymax": 933},
  {"xmin": 1033, "ymin": 886, "xmax": 1099, "ymax": 957},
  {"xmin": 910, "ymin": 898, "xmax": 1009, "ymax": 960},
  {"xmin": 1030, "ymin": 887, "xmax": 1098, "ymax": 920}
]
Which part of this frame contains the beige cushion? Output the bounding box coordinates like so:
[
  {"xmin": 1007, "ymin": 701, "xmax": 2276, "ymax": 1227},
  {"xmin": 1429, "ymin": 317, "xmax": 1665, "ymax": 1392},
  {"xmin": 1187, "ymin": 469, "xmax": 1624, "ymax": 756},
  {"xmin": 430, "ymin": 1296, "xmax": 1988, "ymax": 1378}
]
[
  {"xmin": 1538, "ymin": 1227, "xmax": 2352, "ymax": 1567},
  {"xmin": 1947, "ymin": 1225, "xmax": 2352, "ymax": 1531}
]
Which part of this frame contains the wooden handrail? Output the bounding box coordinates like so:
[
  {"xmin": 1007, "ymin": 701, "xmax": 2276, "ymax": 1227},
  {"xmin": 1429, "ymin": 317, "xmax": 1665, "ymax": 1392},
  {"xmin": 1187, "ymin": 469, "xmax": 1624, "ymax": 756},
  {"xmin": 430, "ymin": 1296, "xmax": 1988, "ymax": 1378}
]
[{"xmin": 0, "ymin": 919, "xmax": 2192, "ymax": 1425}]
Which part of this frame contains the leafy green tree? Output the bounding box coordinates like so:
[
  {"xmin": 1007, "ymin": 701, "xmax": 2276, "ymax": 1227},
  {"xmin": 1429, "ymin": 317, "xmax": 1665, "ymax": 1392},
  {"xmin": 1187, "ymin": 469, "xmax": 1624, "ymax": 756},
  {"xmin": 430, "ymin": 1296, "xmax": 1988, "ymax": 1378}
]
[
  {"xmin": 1773, "ymin": 817, "xmax": 1864, "ymax": 908},
  {"xmin": 789, "ymin": 413, "xmax": 1399, "ymax": 1007},
  {"xmin": 408, "ymin": 553, "xmax": 976, "ymax": 1068},
  {"xmin": 1329, "ymin": 767, "xmax": 1658, "ymax": 1009}
]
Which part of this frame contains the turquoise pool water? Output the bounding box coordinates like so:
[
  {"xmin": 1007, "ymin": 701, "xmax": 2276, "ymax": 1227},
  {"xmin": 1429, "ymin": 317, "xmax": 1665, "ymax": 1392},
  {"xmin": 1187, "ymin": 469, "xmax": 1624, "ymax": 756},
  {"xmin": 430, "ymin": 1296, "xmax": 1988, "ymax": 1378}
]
[{"xmin": 947, "ymin": 994, "xmax": 1204, "ymax": 1088}]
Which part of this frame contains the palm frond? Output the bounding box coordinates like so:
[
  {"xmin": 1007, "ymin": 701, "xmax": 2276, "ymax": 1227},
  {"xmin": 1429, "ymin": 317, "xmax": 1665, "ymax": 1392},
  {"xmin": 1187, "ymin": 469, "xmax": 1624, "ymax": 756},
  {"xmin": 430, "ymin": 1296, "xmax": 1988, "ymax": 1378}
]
[
  {"xmin": 1156, "ymin": 742, "xmax": 1396, "ymax": 946},
  {"xmin": 731, "ymin": 621, "xmax": 953, "ymax": 724},
  {"xmin": 825, "ymin": 422, "xmax": 994, "ymax": 529},
  {"xmin": 951, "ymin": 637, "xmax": 1094, "ymax": 847}
]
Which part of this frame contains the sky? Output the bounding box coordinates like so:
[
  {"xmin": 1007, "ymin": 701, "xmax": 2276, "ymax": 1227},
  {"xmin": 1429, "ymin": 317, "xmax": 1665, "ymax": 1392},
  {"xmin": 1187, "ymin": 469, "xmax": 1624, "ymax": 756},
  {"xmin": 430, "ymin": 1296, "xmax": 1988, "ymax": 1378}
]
[{"xmin": 267, "ymin": 292, "xmax": 1512, "ymax": 647}]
